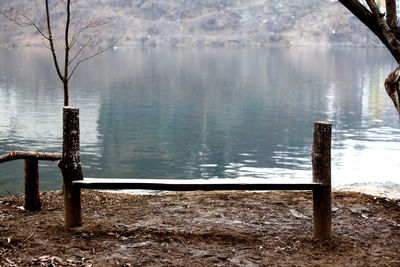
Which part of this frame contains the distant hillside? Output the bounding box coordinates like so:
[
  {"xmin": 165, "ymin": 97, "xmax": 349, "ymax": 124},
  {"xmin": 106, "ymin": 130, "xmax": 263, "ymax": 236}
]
[{"xmin": 0, "ymin": 0, "xmax": 381, "ymax": 48}]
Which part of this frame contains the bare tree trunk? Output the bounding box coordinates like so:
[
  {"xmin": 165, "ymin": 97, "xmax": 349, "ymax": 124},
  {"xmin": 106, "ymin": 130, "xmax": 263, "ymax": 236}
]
[
  {"xmin": 45, "ymin": 0, "xmax": 63, "ymax": 81},
  {"xmin": 63, "ymin": 81, "xmax": 69, "ymax": 106},
  {"xmin": 63, "ymin": 0, "xmax": 71, "ymax": 106},
  {"xmin": 58, "ymin": 107, "xmax": 83, "ymax": 227}
]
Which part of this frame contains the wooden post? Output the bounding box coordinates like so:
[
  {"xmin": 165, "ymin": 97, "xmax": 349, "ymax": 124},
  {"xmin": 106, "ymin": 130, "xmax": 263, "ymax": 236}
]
[
  {"xmin": 24, "ymin": 159, "xmax": 41, "ymax": 211},
  {"xmin": 59, "ymin": 107, "xmax": 83, "ymax": 227},
  {"xmin": 312, "ymin": 121, "xmax": 332, "ymax": 240}
]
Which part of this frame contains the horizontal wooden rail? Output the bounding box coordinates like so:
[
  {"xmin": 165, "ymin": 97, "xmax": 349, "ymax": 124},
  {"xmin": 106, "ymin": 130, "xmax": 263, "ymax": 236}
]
[
  {"xmin": 0, "ymin": 151, "xmax": 61, "ymax": 163},
  {"xmin": 73, "ymin": 178, "xmax": 323, "ymax": 191},
  {"xmin": 63, "ymin": 113, "xmax": 332, "ymax": 240},
  {"xmin": 0, "ymin": 151, "xmax": 61, "ymax": 211}
]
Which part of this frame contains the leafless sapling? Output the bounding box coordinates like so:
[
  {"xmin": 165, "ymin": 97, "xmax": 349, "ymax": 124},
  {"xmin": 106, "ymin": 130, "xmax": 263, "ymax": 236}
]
[{"xmin": 1, "ymin": 0, "xmax": 118, "ymax": 106}]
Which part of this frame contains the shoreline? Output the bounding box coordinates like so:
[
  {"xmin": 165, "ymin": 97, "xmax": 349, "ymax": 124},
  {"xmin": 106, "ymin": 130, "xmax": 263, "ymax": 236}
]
[
  {"xmin": 336, "ymin": 185, "xmax": 400, "ymax": 200},
  {"xmin": 101, "ymin": 186, "xmax": 400, "ymax": 201},
  {"xmin": 2, "ymin": 185, "xmax": 399, "ymax": 201}
]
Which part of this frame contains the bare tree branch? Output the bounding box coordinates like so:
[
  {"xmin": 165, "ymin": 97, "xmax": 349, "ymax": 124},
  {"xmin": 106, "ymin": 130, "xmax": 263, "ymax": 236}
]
[
  {"xmin": 68, "ymin": 35, "xmax": 94, "ymax": 65},
  {"xmin": 45, "ymin": 0, "xmax": 63, "ymax": 82},
  {"xmin": 386, "ymin": 0, "xmax": 397, "ymax": 29},
  {"xmin": 366, "ymin": 0, "xmax": 386, "ymax": 25},
  {"xmin": 69, "ymin": 18, "xmax": 111, "ymax": 50},
  {"xmin": 366, "ymin": 0, "xmax": 400, "ymax": 51},
  {"xmin": 0, "ymin": 9, "xmax": 49, "ymax": 40},
  {"xmin": 339, "ymin": 0, "xmax": 400, "ymax": 62},
  {"xmin": 41, "ymin": 38, "xmax": 52, "ymax": 50},
  {"xmin": 338, "ymin": 0, "xmax": 384, "ymax": 41},
  {"xmin": 68, "ymin": 39, "xmax": 119, "ymax": 81}
]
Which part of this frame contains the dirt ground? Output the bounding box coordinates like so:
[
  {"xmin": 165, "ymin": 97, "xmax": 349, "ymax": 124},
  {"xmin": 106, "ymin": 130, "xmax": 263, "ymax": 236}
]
[{"xmin": 0, "ymin": 189, "xmax": 399, "ymax": 266}]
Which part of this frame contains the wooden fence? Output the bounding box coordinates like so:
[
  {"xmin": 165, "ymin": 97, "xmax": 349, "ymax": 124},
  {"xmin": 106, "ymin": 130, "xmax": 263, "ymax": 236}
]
[
  {"xmin": 64, "ymin": 107, "xmax": 333, "ymax": 240},
  {"xmin": 0, "ymin": 107, "xmax": 333, "ymax": 240},
  {"xmin": 0, "ymin": 151, "xmax": 61, "ymax": 211}
]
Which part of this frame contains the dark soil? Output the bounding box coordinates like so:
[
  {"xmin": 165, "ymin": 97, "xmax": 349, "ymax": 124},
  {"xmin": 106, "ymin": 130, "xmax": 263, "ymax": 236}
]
[{"xmin": 1, "ymin": 190, "xmax": 399, "ymax": 266}]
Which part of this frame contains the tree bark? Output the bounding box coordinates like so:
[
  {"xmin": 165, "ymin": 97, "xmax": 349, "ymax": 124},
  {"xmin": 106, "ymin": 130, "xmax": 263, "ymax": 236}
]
[
  {"xmin": 58, "ymin": 107, "xmax": 83, "ymax": 227},
  {"xmin": 386, "ymin": 0, "xmax": 397, "ymax": 29},
  {"xmin": 385, "ymin": 65, "xmax": 400, "ymax": 118}
]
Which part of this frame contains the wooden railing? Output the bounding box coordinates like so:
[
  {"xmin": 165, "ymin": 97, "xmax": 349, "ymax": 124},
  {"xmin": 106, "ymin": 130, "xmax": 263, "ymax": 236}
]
[
  {"xmin": 0, "ymin": 151, "xmax": 61, "ymax": 211},
  {"xmin": 63, "ymin": 108, "xmax": 332, "ymax": 239},
  {"xmin": 0, "ymin": 106, "xmax": 333, "ymax": 240}
]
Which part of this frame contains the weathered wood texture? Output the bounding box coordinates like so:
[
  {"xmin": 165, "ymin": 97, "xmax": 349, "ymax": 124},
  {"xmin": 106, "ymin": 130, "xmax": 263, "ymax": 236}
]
[
  {"xmin": 73, "ymin": 178, "xmax": 323, "ymax": 191},
  {"xmin": 24, "ymin": 159, "xmax": 40, "ymax": 211},
  {"xmin": 312, "ymin": 122, "xmax": 332, "ymax": 240},
  {"xmin": 59, "ymin": 107, "xmax": 83, "ymax": 227},
  {"xmin": 0, "ymin": 151, "xmax": 61, "ymax": 163}
]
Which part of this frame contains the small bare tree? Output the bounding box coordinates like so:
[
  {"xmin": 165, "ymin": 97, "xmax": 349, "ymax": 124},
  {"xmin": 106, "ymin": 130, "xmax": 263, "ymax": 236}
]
[
  {"xmin": 339, "ymin": 0, "xmax": 400, "ymax": 118},
  {"xmin": 1, "ymin": 0, "xmax": 117, "ymax": 106},
  {"xmin": 1, "ymin": 0, "xmax": 118, "ymax": 226}
]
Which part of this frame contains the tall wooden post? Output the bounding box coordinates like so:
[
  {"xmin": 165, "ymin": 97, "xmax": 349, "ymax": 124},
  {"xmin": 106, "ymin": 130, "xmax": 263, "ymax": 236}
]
[
  {"xmin": 24, "ymin": 159, "xmax": 41, "ymax": 211},
  {"xmin": 312, "ymin": 122, "xmax": 332, "ymax": 240},
  {"xmin": 59, "ymin": 107, "xmax": 83, "ymax": 227}
]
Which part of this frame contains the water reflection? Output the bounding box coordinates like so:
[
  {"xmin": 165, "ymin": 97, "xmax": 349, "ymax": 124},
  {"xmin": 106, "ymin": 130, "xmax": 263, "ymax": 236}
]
[
  {"xmin": 0, "ymin": 48, "xmax": 103, "ymax": 193},
  {"xmin": 0, "ymin": 47, "xmax": 399, "ymax": 195}
]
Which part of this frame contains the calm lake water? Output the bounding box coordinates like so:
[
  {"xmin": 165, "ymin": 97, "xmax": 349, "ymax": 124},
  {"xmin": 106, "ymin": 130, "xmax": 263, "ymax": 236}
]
[{"xmin": 0, "ymin": 47, "xmax": 399, "ymax": 195}]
